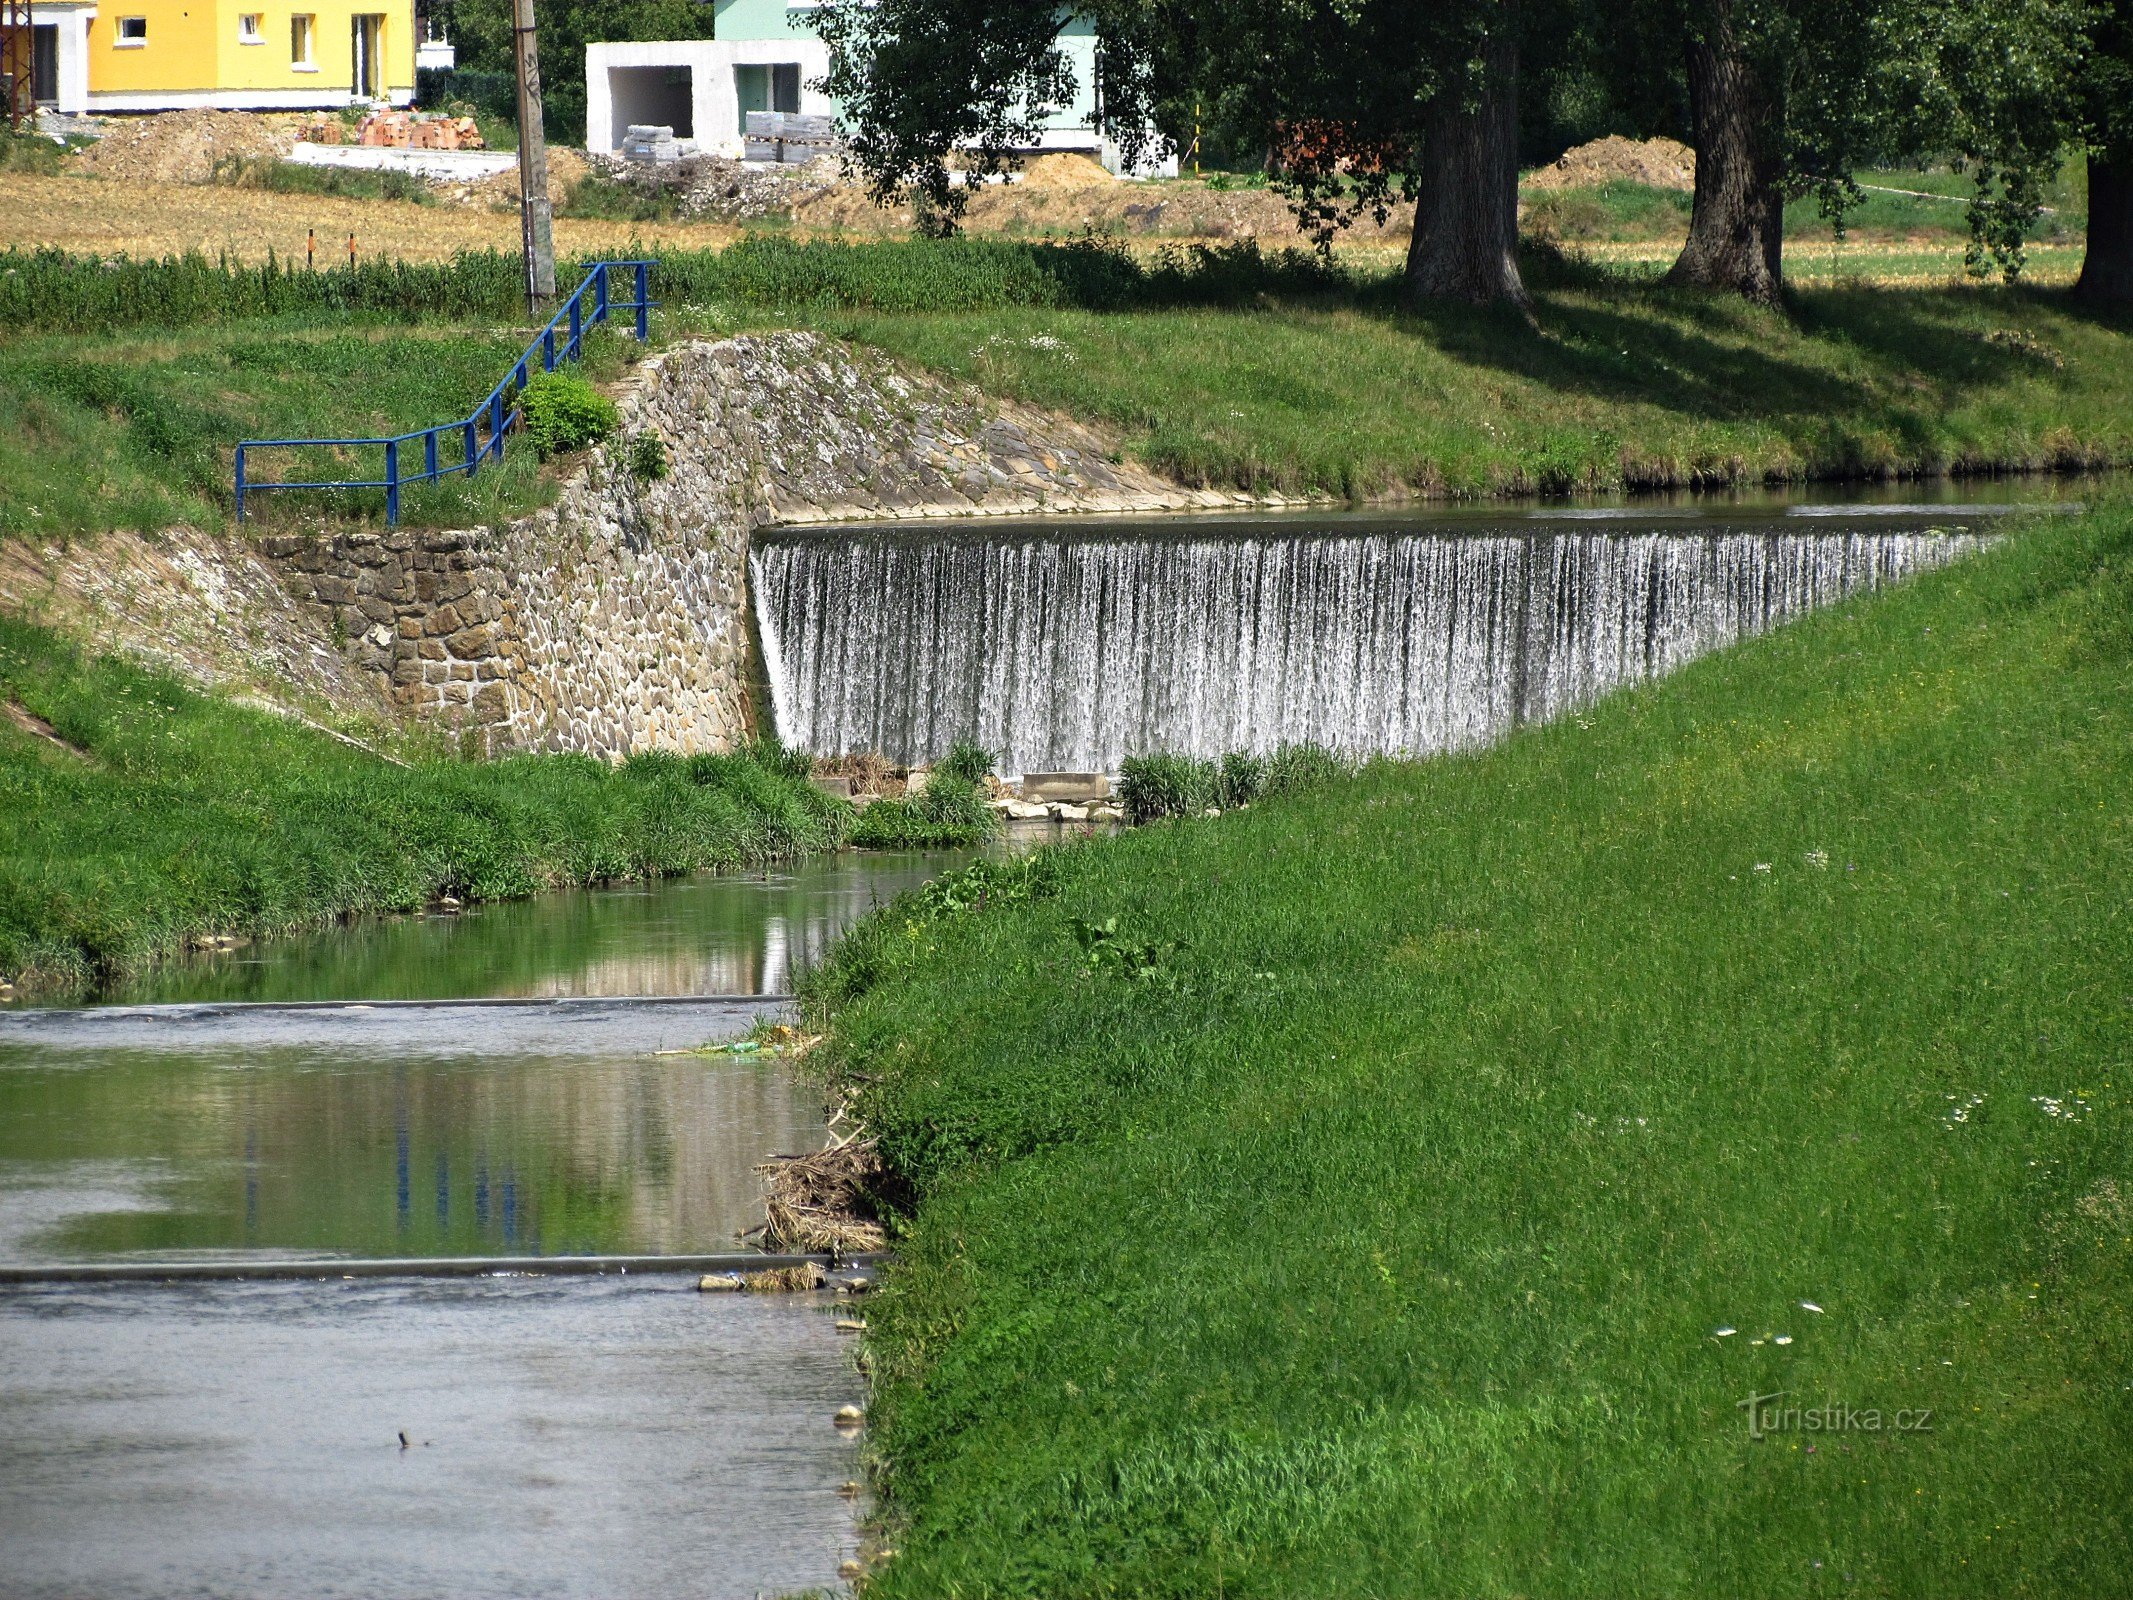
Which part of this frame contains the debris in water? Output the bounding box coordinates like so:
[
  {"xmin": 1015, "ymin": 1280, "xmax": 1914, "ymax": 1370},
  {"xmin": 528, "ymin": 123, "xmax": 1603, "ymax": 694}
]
[
  {"xmin": 747, "ymin": 1128, "xmax": 889, "ymax": 1256},
  {"xmin": 742, "ymin": 1262, "xmax": 828, "ymax": 1293},
  {"xmin": 697, "ymin": 1273, "xmax": 745, "ymax": 1293}
]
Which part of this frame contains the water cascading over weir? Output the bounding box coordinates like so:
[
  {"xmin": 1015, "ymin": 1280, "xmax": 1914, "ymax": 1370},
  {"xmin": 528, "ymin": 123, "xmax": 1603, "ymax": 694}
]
[{"xmin": 752, "ymin": 517, "xmax": 1985, "ymax": 774}]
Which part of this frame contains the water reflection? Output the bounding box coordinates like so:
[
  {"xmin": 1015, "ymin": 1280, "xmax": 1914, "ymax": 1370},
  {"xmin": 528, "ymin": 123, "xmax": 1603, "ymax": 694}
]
[
  {"xmin": 86, "ymin": 845, "xmax": 993, "ymax": 1008},
  {"xmin": 0, "ymin": 1041, "xmax": 823, "ymax": 1264}
]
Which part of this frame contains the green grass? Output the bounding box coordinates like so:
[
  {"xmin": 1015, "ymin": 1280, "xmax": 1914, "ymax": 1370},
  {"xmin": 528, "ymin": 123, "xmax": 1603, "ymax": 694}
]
[
  {"xmin": 4, "ymin": 239, "xmax": 2129, "ymax": 536},
  {"xmin": 809, "ymin": 274, "xmax": 2133, "ymax": 496},
  {"xmin": 803, "ymin": 501, "xmax": 2133, "ymax": 1596},
  {"xmin": 210, "ymin": 153, "xmax": 439, "ymax": 207},
  {"xmin": 0, "ymin": 314, "xmax": 655, "ymax": 536},
  {"xmin": 0, "ymin": 615, "xmax": 851, "ymax": 995}
]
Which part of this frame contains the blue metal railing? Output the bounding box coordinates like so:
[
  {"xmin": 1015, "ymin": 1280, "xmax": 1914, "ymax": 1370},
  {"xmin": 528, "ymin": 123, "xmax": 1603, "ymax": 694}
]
[{"xmin": 235, "ymin": 260, "xmax": 657, "ymax": 527}]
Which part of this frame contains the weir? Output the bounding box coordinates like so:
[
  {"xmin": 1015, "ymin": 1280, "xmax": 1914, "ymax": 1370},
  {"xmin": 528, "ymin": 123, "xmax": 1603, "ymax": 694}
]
[{"xmin": 753, "ymin": 511, "xmax": 1991, "ymax": 774}]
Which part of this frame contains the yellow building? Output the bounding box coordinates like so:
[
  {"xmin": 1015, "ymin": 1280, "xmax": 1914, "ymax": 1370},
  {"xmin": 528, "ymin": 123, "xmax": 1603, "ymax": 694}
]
[{"xmin": 27, "ymin": 0, "xmax": 413, "ymax": 112}]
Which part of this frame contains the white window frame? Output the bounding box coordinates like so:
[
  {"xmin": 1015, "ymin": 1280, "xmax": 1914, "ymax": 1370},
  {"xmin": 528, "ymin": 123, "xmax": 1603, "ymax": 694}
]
[
  {"xmin": 238, "ymin": 12, "xmax": 264, "ymax": 43},
  {"xmin": 114, "ymin": 15, "xmax": 147, "ymax": 46},
  {"xmin": 291, "ymin": 13, "xmax": 318, "ymax": 69}
]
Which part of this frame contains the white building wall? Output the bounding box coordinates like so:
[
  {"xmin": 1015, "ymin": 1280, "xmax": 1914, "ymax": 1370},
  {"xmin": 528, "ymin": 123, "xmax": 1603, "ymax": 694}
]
[
  {"xmin": 587, "ymin": 37, "xmax": 832, "ymax": 159},
  {"xmin": 585, "ymin": 23, "xmax": 1175, "ymax": 175},
  {"xmin": 29, "ymin": 2, "xmax": 97, "ymax": 114}
]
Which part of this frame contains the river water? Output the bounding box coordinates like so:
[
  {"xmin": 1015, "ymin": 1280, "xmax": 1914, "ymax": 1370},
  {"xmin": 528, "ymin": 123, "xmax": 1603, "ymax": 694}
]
[{"xmin": 0, "ymin": 847, "xmax": 995, "ymax": 1599}]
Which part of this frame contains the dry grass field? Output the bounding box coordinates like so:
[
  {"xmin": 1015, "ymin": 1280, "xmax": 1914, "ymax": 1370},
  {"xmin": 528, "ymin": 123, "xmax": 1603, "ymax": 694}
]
[{"xmin": 6, "ymin": 172, "xmax": 745, "ymax": 264}]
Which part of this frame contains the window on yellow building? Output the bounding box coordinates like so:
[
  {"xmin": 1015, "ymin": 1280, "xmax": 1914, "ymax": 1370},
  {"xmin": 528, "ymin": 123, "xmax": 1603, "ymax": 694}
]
[
  {"xmin": 115, "ymin": 15, "xmax": 147, "ymax": 45},
  {"xmin": 291, "ymin": 14, "xmax": 316, "ymax": 67},
  {"xmin": 239, "ymin": 13, "xmax": 264, "ymax": 42}
]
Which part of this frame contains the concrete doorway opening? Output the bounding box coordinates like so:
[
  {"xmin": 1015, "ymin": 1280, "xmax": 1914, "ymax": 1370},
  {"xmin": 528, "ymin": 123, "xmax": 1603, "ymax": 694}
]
[
  {"xmin": 607, "ymin": 64, "xmax": 693, "ymax": 148},
  {"xmin": 732, "ymin": 62, "xmax": 799, "ymax": 132}
]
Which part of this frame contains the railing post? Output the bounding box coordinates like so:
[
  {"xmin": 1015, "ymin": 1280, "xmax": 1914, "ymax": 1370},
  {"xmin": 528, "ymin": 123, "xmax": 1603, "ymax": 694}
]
[
  {"xmin": 425, "ymin": 429, "xmax": 439, "ymax": 484},
  {"xmin": 385, "ymin": 439, "xmax": 400, "ymax": 527},
  {"xmin": 464, "ymin": 417, "xmax": 479, "ymax": 477},
  {"xmin": 595, "ymin": 262, "xmax": 609, "ymax": 327},
  {"xmin": 634, "ymin": 262, "xmax": 649, "ymax": 341},
  {"xmin": 490, "ymin": 390, "xmax": 505, "ymax": 460},
  {"xmin": 234, "ymin": 444, "xmax": 247, "ymax": 523},
  {"xmin": 569, "ymin": 294, "xmax": 582, "ymax": 362},
  {"xmin": 543, "ymin": 325, "xmax": 556, "ymax": 372}
]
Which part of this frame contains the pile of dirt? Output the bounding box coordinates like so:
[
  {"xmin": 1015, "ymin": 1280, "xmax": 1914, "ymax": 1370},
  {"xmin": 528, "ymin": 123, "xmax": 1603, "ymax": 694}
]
[
  {"xmin": 462, "ymin": 146, "xmax": 591, "ymax": 208},
  {"xmin": 1008, "ymin": 151, "xmax": 1115, "ymax": 190},
  {"xmin": 1526, "ymin": 135, "xmax": 1696, "ymax": 192},
  {"xmin": 73, "ymin": 109, "xmax": 299, "ymax": 185}
]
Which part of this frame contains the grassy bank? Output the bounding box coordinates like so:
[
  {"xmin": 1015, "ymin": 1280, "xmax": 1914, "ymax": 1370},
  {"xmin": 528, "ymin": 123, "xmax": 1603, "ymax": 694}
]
[
  {"xmin": 5, "ymin": 240, "xmax": 2127, "ymax": 539},
  {"xmin": 806, "ymin": 502, "xmax": 2133, "ymax": 1596},
  {"xmin": 0, "ymin": 616, "xmax": 850, "ymax": 995},
  {"xmin": 814, "ymin": 274, "xmax": 2133, "ymax": 496}
]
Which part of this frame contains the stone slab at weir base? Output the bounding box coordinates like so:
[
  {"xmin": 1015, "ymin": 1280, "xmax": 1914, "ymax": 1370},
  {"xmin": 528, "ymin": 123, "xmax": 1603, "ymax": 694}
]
[{"xmin": 254, "ymin": 332, "xmax": 1243, "ymax": 760}]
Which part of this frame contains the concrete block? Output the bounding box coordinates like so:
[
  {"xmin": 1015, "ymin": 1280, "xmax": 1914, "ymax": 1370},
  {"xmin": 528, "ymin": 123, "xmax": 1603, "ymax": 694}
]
[{"xmin": 1021, "ymin": 772, "xmax": 1110, "ymax": 803}]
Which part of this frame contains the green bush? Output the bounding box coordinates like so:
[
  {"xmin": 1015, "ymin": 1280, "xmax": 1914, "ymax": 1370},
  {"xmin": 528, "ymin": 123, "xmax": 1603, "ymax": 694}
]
[
  {"xmin": 849, "ymin": 749, "xmax": 999, "ymax": 849},
  {"xmin": 626, "ymin": 431, "xmax": 670, "ymax": 480},
  {"xmin": 517, "ymin": 368, "xmax": 617, "ymax": 458}
]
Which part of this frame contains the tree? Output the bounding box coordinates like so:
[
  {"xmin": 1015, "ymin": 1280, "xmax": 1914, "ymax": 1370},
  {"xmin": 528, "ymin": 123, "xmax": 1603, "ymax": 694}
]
[
  {"xmin": 1655, "ymin": 0, "xmax": 1896, "ymax": 301},
  {"xmin": 816, "ymin": 0, "xmax": 1537, "ymax": 307},
  {"xmin": 1880, "ymin": 0, "xmax": 2096, "ymax": 284},
  {"xmin": 2073, "ymin": 1, "xmax": 2133, "ymax": 302}
]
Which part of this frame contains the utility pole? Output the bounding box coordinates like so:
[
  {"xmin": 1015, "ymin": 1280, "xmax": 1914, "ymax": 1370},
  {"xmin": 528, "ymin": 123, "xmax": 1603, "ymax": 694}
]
[{"xmin": 510, "ymin": 0, "xmax": 557, "ymax": 313}]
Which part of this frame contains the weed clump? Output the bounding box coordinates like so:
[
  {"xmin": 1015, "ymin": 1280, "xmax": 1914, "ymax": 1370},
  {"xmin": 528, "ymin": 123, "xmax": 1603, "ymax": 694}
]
[
  {"xmin": 1118, "ymin": 744, "xmax": 1348, "ymax": 822},
  {"xmin": 849, "ymin": 740, "xmax": 999, "ymax": 848}
]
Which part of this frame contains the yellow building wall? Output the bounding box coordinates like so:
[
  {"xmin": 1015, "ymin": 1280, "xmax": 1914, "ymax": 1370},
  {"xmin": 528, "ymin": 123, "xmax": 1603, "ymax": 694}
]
[{"xmin": 87, "ymin": 0, "xmax": 414, "ymax": 100}]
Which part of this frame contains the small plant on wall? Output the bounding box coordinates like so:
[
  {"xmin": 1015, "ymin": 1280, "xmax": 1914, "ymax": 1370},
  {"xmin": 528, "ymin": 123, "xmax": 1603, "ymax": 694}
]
[{"xmin": 627, "ymin": 432, "xmax": 670, "ymax": 481}]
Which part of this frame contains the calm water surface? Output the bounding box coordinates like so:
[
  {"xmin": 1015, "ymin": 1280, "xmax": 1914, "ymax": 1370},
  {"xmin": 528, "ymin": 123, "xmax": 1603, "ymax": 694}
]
[
  {"xmin": 0, "ymin": 1276, "xmax": 863, "ymax": 1599},
  {"xmin": 0, "ymin": 848, "xmax": 1014, "ymax": 1595}
]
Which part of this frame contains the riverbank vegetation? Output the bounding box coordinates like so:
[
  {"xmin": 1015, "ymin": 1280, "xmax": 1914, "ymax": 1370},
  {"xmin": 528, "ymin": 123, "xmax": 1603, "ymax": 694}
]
[
  {"xmin": 0, "ymin": 616, "xmax": 850, "ymax": 996},
  {"xmin": 3, "ymin": 238, "xmax": 2130, "ymax": 540},
  {"xmin": 803, "ymin": 501, "xmax": 2133, "ymax": 1596}
]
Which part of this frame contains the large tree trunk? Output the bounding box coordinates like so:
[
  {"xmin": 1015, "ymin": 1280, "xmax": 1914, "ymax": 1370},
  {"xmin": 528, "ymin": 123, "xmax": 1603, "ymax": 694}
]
[
  {"xmin": 1666, "ymin": 3, "xmax": 1784, "ymax": 301},
  {"xmin": 1407, "ymin": 29, "xmax": 1526, "ymax": 307},
  {"xmin": 2074, "ymin": 152, "xmax": 2133, "ymax": 305}
]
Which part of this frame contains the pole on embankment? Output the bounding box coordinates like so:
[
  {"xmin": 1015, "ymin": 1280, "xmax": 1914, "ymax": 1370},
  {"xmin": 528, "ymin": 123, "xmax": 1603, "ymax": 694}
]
[{"xmin": 510, "ymin": 0, "xmax": 557, "ymax": 314}]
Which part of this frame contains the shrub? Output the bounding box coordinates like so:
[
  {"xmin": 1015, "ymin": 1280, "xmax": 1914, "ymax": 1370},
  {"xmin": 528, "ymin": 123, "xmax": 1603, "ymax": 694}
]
[
  {"xmin": 517, "ymin": 368, "xmax": 617, "ymax": 459},
  {"xmin": 626, "ymin": 432, "xmax": 670, "ymax": 480},
  {"xmin": 1214, "ymin": 750, "xmax": 1267, "ymax": 809},
  {"xmin": 1264, "ymin": 743, "xmax": 1348, "ymax": 797}
]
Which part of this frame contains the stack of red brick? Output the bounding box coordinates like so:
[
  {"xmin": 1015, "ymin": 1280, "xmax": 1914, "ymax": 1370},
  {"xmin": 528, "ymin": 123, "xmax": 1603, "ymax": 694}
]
[{"xmin": 299, "ymin": 111, "xmax": 485, "ymax": 150}]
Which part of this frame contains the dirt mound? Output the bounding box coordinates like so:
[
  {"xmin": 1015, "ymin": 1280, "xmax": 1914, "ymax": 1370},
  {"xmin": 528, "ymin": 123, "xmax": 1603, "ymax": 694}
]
[
  {"xmin": 1526, "ymin": 135, "xmax": 1696, "ymax": 192},
  {"xmin": 1011, "ymin": 152, "xmax": 1115, "ymax": 190},
  {"xmin": 74, "ymin": 110, "xmax": 299, "ymax": 185},
  {"xmin": 463, "ymin": 146, "xmax": 591, "ymax": 208}
]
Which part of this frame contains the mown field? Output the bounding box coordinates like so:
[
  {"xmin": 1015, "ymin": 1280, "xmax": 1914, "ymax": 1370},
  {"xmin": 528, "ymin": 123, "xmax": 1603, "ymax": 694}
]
[
  {"xmin": 3, "ymin": 238, "xmax": 2129, "ymax": 540},
  {"xmin": 807, "ymin": 500, "xmax": 2133, "ymax": 1596},
  {"xmin": 0, "ymin": 615, "xmax": 850, "ymax": 995}
]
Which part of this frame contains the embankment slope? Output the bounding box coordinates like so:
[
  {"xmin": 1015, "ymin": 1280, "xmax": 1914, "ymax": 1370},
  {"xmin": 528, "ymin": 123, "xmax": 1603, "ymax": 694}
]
[{"xmin": 813, "ymin": 503, "xmax": 2133, "ymax": 1596}]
